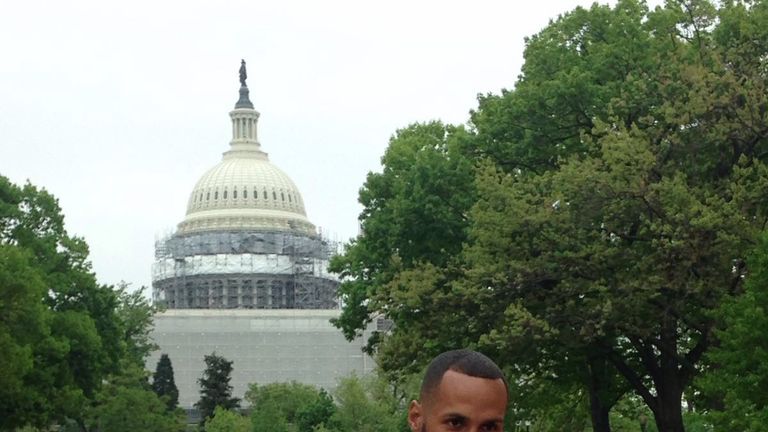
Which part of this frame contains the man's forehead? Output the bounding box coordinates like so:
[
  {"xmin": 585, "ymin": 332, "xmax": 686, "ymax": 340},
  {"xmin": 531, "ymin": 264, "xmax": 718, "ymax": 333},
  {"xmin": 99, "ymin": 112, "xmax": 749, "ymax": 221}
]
[{"xmin": 424, "ymin": 369, "xmax": 508, "ymax": 410}]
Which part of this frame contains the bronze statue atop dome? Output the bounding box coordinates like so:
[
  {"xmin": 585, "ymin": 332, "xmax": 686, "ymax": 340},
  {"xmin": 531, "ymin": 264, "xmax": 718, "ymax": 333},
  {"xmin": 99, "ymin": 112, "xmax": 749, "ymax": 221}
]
[
  {"xmin": 235, "ymin": 59, "xmax": 254, "ymax": 109},
  {"xmin": 239, "ymin": 59, "xmax": 248, "ymax": 86}
]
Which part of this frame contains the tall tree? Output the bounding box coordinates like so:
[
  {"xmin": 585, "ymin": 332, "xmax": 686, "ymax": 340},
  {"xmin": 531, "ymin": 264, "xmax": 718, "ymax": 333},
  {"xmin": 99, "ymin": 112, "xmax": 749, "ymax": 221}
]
[
  {"xmin": 152, "ymin": 354, "xmax": 179, "ymax": 411},
  {"xmin": 698, "ymin": 231, "xmax": 768, "ymax": 431},
  {"xmin": 0, "ymin": 175, "xmax": 136, "ymax": 430},
  {"xmin": 196, "ymin": 352, "xmax": 240, "ymax": 424},
  {"xmin": 332, "ymin": 1, "xmax": 768, "ymax": 431},
  {"xmin": 330, "ymin": 121, "xmax": 476, "ymax": 350},
  {"xmin": 462, "ymin": 1, "xmax": 768, "ymax": 428},
  {"xmin": 0, "ymin": 244, "xmax": 50, "ymax": 430},
  {"xmin": 116, "ymin": 284, "xmax": 157, "ymax": 366}
]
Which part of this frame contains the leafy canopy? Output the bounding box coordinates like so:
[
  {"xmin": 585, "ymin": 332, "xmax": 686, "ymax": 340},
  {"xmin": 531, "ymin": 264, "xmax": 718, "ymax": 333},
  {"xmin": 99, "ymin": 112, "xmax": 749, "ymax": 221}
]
[
  {"xmin": 0, "ymin": 175, "xmax": 164, "ymax": 431},
  {"xmin": 331, "ymin": 1, "xmax": 768, "ymax": 431}
]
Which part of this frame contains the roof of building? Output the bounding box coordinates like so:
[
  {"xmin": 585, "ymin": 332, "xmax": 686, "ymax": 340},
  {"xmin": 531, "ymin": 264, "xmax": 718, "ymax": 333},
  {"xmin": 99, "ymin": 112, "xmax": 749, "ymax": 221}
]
[{"xmin": 177, "ymin": 62, "xmax": 315, "ymax": 236}]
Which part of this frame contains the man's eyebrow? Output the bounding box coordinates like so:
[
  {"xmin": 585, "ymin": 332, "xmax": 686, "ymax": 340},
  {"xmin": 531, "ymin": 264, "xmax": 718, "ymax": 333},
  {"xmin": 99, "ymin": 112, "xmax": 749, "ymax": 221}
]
[
  {"xmin": 481, "ymin": 418, "xmax": 504, "ymax": 425},
  {"xmin": 441, "ymin": 413, "xmax": 468, "ymax": 420}
]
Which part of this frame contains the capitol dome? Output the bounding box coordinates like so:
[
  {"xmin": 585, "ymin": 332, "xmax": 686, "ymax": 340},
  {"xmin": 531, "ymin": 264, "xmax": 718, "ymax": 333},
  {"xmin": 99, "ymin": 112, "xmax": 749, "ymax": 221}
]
[
  {"xmin": 153, "ymin": 60, "xmax": 337, "ymax": 312},
  {"xmin": 176, "ymin": 81, "xmax": 315, "ymax": 236},
  {"xmin": 148, "ymin": 62, "xmax": 361, "ymax": 412}
]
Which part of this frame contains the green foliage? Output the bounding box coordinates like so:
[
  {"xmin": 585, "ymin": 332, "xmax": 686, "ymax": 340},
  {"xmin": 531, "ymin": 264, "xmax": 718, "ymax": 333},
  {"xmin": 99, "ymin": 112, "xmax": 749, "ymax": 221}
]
[
  {"xmin": 246, "ymin": 382, "xmax": 335, "ymax": 432},
  {"xmin": 86, "ymin": 365, "xmax": 185, "ymax": 432},
  {"xmin": 698, "ymin": 231, "xmax": 768, "ymax": 431},
  {"xmin": 116, "ymin": 284, "xmax": 158, "ymax": 365},
  {"xmin": 332, "ymin": 1, "xmax": 768, "ymax": 431},
  {"xmin": 330, "ymin": 121, "xmax": 477, "ymax": 346},
  {"xmin": 682, "ymin": 412, "xmax": 712, "ymax": 432},
  {"xmin": 0, "ymin": 175, "xmax": 161, "ymax": 431},
  {"xmin": 471, "ymin": 0, "xmax": 660, "ymax": 174},
  {"xmin": 205, "ymin": 406, "xmax": 250, "ymax": 432},
  {"xmin": 245, "ymin": 373, "xmax": 408, "ymax": 432},
  {"xmin": 296, "ymin": 389, "xmax": 335, "ymax": 432},
  {"xmin": 324, "ymin": 374, "xmax": 403, "ymax": 432},
  {"xmin": 251, "ymin": 400, "xmax": 290, "ymax": 432},
  {"xmin": 504, "ymin": 383, "xmax": 591, "ymax": 432},
  {"xmin": 0, "ymin": 244, "xmax": 49, "ymax": 429},
  {"xmin": 152, "ymin": 353, "xmax": 179, "ymax": 411},
  {"xmin": 196, "ymin": 352, "xmax": 240, "ymax": 425}
]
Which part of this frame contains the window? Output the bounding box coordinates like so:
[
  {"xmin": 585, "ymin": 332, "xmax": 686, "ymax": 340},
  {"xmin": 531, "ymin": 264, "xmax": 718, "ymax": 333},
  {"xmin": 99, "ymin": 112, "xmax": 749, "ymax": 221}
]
[
  {"xmin": 288, "ymin": 194, "xmax": 292, "ymax": 203},
  {"xmin": 263, "ymin": 190, "xmax": 267, "ymax": 199},
  {"xmin": 281, "ymin": 192, "xmax": 285, "ymax": 201},
  {"xmin": 214, "ymin": 191, "xmax": 218, "ymax": 200},
  {"xmin": 223, "ymin": 190, "xmax": 228, "ymax": 199},
  {"xmin": 233, "ymin": 189, "xmax": 238, "ymax": 199},
  {"xmin": 272, "ymin": 191, "xmax": 277, "ymax": 200},
  {"xmin": 200, "ymin": 193, "xmax": 203, "ymax": 202},
  {"xmin": 206, "ymin": 192, "xmax": 210, "ymax": 200}
]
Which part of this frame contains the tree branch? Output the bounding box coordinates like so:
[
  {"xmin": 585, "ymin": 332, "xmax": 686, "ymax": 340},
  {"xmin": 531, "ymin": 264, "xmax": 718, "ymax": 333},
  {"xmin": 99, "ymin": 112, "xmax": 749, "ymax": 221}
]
[
  {"xmin": 628, "ymin": 335, "xmax": 662, "ymax": 383},
  {"xmin": 680, "ymin": 326, "xmax": 711, "ymax": 387},
  {"xmin": 602, "ymin": 343, "xmax": 658, "ymax": 414}
]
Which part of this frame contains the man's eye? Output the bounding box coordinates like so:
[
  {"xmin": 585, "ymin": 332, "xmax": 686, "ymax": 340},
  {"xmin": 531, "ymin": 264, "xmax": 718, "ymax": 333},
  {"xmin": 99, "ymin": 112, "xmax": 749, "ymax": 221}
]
[
  {"xmin": 480, "ymin": 423, "xmax": 500, "ymax": 432},
  {"xmin": 447, "ymin": 418, "xmax": 464, "ymax": 429}
]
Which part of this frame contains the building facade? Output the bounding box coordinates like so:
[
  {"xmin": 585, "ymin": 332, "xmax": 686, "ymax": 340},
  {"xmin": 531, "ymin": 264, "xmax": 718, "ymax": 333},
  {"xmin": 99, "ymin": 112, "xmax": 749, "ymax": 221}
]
[
  {"xmin": 147, "ymin": 309, "xmax": 374, "ymax": 409},
  {"xmin": 148, "ymin": 63, "xmax": 372, "ymax": 410}
]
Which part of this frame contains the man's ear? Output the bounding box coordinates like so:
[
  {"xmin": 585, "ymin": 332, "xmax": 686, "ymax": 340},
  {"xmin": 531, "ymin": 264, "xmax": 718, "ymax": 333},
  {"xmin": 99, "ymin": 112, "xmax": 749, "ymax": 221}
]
[{"xmin": 408, "ymin": 400, "xmax": 423, "ymax": 432}]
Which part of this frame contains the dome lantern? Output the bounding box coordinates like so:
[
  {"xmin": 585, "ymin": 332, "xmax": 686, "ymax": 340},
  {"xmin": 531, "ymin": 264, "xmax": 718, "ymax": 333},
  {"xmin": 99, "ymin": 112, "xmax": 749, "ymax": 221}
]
[{"xmin": 225, "ymin": 60, "xmax": 267, "ymax": 161}]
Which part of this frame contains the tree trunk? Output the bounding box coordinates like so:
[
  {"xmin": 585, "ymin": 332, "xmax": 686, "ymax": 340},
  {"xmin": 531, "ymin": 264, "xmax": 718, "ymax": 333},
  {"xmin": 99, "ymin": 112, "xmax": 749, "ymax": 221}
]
[
  {"xmin": 586, "ymin": 355, "xmax": 613, "ymax": 432},
  {"xmin": 651, "ymin": 316, "xmax": 686, "ymax": 432},
  {"xmin": 607, "ymin": 316, "xmax": 689, "ymax": 432},
  {"xmin": 652, "ymin": 401, "xmax": 685, "ymax": 432},
  {"xmin": 650, "ymin": 380, "xmax": 685, "ymax": 432},
  {"xmin": 588, "ymin": 397, "xmax": 611, "ymax": 432}
]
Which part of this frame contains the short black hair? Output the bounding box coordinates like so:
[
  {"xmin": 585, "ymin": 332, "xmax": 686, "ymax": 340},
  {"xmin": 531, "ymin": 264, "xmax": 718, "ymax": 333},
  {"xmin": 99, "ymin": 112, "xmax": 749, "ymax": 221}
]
[{"xmin": 420, "ymin": 349, "xmax": 508, "ymax": 402}]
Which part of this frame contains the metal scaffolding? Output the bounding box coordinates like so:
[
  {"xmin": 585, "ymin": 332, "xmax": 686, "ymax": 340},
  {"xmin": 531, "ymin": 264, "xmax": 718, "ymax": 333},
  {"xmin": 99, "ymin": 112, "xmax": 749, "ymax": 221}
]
[{"xmin": 152, "ymin": 230, "xmax": 339, "ymax": 309}]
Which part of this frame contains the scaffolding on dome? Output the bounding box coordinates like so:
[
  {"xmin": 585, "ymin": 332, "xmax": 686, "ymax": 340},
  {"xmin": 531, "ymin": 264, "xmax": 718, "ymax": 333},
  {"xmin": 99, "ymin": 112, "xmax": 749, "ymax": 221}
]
[{"xmin": 152, "ymin": 230, "xmax": 340, "ymax": 310}]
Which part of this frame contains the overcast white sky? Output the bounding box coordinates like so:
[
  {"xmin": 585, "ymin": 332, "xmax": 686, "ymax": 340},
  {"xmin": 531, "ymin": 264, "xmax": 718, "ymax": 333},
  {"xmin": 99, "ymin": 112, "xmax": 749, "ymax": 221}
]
[{"xmin": 0, "ymin": 0, "xmax": 658, "ymax": 291}]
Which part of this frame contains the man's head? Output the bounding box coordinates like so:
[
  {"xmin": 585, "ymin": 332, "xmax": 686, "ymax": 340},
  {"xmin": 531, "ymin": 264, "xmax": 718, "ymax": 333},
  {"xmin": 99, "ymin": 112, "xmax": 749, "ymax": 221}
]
[{"xmin": 408, "ymin": 349, "xmax": 508, "ymax": 432}]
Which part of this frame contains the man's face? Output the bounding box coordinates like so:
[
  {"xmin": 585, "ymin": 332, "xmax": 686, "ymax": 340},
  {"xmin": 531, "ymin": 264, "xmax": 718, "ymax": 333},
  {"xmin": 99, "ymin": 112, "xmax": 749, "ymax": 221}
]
[{"xmin": 408, "ymin": 370, "xmax": 507, "ymax": 432}]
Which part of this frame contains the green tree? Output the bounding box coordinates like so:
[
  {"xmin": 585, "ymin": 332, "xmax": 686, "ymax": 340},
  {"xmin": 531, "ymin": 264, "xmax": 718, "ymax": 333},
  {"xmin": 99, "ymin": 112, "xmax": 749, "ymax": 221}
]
[
  {"xmin": 698, "ymin": 232, "xmax": 768, "ymax": 431},
  {"xmin": 152, "ymin": 353, "xmax": 179, "ymax": 411},
  {"xmin": 325, "ymin": 374, "xmax": 403, "ymax": 432},
  {"xmin": 116, "ymin": 284, "xmax": 157, "ymax": 365},
  {"xmin": 246, "ymin": 382, "xmax": 334, "ymax": 432},
  {"xmin": 296, "ymin": 389, "xmax": 335, "ymax": 432},
  {"xmin": 330, "ymin": 121, "xmax": 477, "ymax": 348},
  {"xmin": 0, "ymin": 244, "xmax": 50, "ymax": 430},
  {"xmin": 205, "ymin": 406, "xmax": 250, "ymax": 432},
  {"xmin": 196, "ymin": 352, "xmax": 240, "ymax": 424},
  {"xmin": 251, "ymin": 400, "xmax": 290, "ymax": 432},
  {"xmin": 332, "ymin": 1, "xmax": 768, "ymax": 431},
  {"xmin": 0, "ymin": 175, "xmax": 145, "ymax": 430},
  {"xmin": 466, "ymin": 0, "xmax": 768, "ymax": 423},
  {"xmin": 86, "ymin": 365, "xmax": 184, "ymax": 432}
]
